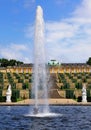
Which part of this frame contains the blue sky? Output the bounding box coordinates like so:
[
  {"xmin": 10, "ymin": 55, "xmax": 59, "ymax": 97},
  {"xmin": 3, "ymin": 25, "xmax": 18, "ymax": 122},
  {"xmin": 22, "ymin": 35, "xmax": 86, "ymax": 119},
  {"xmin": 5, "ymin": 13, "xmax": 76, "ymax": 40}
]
[{"xmin": 0, "ymin": 0, "xmax": 91, "ymax": 63}]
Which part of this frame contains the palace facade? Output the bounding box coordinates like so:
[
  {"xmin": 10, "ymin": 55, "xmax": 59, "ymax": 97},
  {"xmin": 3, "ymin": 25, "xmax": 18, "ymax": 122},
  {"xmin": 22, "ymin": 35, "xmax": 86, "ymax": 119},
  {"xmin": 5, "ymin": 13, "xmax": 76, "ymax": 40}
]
[{"xmin": 0, "ymin": 63, "xmax": 91, "ymax": 74}]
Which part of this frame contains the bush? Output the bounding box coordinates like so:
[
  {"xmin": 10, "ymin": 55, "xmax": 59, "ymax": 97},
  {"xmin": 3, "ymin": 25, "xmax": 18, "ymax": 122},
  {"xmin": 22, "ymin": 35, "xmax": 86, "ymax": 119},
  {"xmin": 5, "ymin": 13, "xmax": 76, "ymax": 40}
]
[
  {"xmin": 11, "ymin": 96, "xmax": 17, "ymax": 102},
  {"xmin": 18, "ymin": 79, "xmax": 23, "ymax": 83},
  {"xmin": 87, "ymin": 90, "xmax": 90, "ymax": 97},
  {"xmin": 29, "ymin": 78, "xmax": 32, "ymax": 83},
  {"xmin": 63, "ymin": 83, "xmax": 70, "ymax": 89},
  {"xmin": 87, "ymin": 97, "xmax": 91, "ymax": 102},
  {"xmin": 22, "ymin": 83, "xmax": 29, "ymax": 89},
  {"xmin": 77, "ymin": 96, "xmax": 82, "ymax": 102},
  {"xmin": 0, "ymin": 90, "xmax": 2, "ymax": 96},
  {"xmin": 0, "ymin": 96, "xmax": 6, "ymax": 102},
  {"xmin": 66, "ymin": 90, "xmax": 74, "ymax": 99},
  {"xmin": 75, "ymin": 82, "xmax": 82, "ymax": 89},
  {"xmin": 12, "ymin": 90, "xmax": 20, "ymax": 98}
]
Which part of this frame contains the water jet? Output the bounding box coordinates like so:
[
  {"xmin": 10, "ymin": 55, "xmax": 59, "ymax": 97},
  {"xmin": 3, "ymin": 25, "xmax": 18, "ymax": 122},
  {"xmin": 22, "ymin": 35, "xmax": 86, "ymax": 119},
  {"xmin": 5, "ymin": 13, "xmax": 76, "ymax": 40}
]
[
  {"xmin": 32, "ymin": 5, "xmax": 49, "ymax": 114},
  {"xmin": 33, "ymin": 107, "xmax": 39, "ymax": 114}
]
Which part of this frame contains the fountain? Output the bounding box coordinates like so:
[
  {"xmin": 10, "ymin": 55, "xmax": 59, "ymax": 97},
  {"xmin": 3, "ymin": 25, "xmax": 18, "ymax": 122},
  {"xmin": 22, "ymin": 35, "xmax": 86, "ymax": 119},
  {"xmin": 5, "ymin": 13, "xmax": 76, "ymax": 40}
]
[
  {"xmin": 26, "ymin": 5, "xmax": 61, "ymax": 118},
  {"xmin": 82, "ymin": 83, "xmax": 87, "ymax": 103},
  {"xmin": 32, "ymin": 5, "xmax": 49, "ymax": 114},
  {"xmin": 6, "ymin": 84, "xmax": 12, "ymax": 102}
]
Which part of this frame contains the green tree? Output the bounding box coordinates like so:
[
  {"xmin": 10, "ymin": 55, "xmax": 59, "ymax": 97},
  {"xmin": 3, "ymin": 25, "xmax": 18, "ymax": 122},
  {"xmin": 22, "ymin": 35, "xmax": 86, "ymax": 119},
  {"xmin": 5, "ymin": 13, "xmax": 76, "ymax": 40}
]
[
  {"xmin": 87, "ymin": 57, "xmax": 91, "ymax": 65},
  {"xmin": 1, "ymin": 58, "xmax": 9, "ymax": 67},
  {"xmin": 9, "ymin": 59, "xmax": 17, "ymax": 66},
  {"xmin": 16, "ymin": 61, "xmax": 23, "ymax": 66},
  {"xmin": 0, "ymin": 58, "xmax": 24, "ymax": 67}
]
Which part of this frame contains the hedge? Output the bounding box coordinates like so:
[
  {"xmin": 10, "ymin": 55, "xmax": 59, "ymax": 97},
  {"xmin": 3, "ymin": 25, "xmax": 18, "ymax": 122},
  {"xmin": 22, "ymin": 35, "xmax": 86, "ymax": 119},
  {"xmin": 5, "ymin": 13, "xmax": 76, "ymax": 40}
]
[
  {"xmin": 22, "ymin": 83, "xmax": 29, "ymax": 89},
  {"xmin": 0, "ymin": 90, "xmax": 2, "ymax": 96},
  {"xmin": 29, "ymin": 90, "xmax": 31, "ymax": 99},
  {"xmin": 0, "ymin": 96, "xmax": 6, "ymax": 102},
  {"xmin": 12, "ymin": 90, "xmax": 20, "ymax": 98},
  {"xmin": 66, "ymin": 90, "xmax": 74, "ymax": 99},
  {"xmin": 77, "ymin": 96, "xmax": 82, "ymax": 102}
]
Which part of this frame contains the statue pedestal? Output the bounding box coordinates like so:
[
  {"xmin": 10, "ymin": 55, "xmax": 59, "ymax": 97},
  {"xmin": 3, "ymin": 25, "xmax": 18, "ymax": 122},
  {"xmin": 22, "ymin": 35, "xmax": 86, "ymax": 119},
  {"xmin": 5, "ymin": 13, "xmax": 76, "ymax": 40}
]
[
  {"xmin": 6, "ymin": 93, "xmax": 11, "ymax": 102},
  {"xmin": 82, "ymin": 94, "xmax": 87, "ymax": 102}
]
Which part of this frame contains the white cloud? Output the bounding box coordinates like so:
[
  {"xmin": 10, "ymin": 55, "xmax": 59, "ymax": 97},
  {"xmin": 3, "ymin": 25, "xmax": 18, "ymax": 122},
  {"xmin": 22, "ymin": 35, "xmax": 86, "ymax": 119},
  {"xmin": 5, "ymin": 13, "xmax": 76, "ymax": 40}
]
[
  {"xmin": 10, "ymin": 43, "xmax": 28, "ymax": 51},
  {"xmin": 45, "ymin": 0, "xmax": 91, "ymax": 63},
  {"xmin": 73, "ymin": 0, "xmax": 91, "ymax": 18},
  {"xmin": 0, "ymin": 43, "xmax": 32, "ymax": 63},
  {"xmin": 46, "ymin": 22, "xmax": 79, "ymax": 43},
  {"xmin": 24, "ymin": 0, "xmax": 91, "ymax": 63}
]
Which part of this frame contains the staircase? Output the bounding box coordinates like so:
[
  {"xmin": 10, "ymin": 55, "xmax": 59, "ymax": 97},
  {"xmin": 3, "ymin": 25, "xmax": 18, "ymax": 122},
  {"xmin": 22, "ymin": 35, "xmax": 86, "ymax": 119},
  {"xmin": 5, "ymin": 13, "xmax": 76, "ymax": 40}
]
[{"xmin": 48, "ymin": 74, "xmax": 61, "ymax": 98}]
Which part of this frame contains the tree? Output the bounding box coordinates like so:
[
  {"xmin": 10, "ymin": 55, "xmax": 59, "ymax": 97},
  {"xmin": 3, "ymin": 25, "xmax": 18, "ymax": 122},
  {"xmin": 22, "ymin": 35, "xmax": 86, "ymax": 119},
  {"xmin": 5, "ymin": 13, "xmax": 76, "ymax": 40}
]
[
  {"xmin": 0, "ymin": 58, "xmax": 24, "ymax": 67},
  {"xmin": 16, "ymin": 61, "xmax": 23, "ymax": 66},
  {"xmin": 1, "ymin": 58, "xmax": 9, "ymax": 67},
  {"xmin": 9, "ymin": 59, "xmax": 16, "ymax": 66},
  {"xmin": 86, "ymin": 57, "xmax": 91, "ymax": 65}
]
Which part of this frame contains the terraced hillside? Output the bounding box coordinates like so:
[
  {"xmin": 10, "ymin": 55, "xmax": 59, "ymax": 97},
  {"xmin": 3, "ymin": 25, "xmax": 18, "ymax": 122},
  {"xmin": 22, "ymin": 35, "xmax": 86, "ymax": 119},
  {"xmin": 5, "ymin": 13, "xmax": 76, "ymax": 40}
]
[
  {"xmin": 56, "ymin": 72, "xmax": 91, "ymax": 99},
  {"xmin": 0, "ymin": 72, "xmax": 91, "ymax": 101},
  {"xmin": 57, "ymin": 73, "xmax": 91, "ymax": 89},
  {"xmin": 0, "ymin": 72, "xmax": 32, "ymax": 100},
  {"xmin": 0, "ymin": 72, "xmax": 32, "ymax": 89}
]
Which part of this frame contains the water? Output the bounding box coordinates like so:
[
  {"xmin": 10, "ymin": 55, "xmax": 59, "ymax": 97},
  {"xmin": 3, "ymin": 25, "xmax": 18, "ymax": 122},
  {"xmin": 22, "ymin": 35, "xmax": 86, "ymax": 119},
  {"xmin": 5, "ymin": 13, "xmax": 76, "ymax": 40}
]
[
  {"xmin": 32, "ymin": 5, "xmax": 49, "ymax": 113},
  {"xmin": 0, "ymin": 106, "xmax": 91, "ymax": 130}
]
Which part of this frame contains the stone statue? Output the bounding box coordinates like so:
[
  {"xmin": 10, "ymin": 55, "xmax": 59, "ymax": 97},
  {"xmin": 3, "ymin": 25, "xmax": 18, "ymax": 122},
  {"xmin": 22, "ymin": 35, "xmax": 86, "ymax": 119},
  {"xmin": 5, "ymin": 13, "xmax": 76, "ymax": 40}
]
[
  {"xmin": 82, "ymin": 83, "xmax": 87, "ymax": 102},
  {"xmin": 6, "ymin": 84, "xmax": 12, "ymax": 102}
]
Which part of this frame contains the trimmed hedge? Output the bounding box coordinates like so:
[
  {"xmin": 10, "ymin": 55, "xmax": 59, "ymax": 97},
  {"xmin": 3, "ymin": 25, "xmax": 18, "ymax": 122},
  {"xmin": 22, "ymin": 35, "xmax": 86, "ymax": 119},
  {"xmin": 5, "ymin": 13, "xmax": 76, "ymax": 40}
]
[
  {"xmin": 22, "ymin": 83, "xmax": 29, "ymax": 89},
  {"xmin": 87, "ymin": 97, "xmax": 91, "ymax": 102},
  {"xmin": 87, "ymin": 89, "xmax": 90, "ymax": 97},
  {"xmin": 11, "ymin": 90, "xmax": 20, "ymax": 102},
  {"xmin": 66, "ymin": 90, "xmax": 74, "ymax": 99},
  {"xmin": 75, "ymin": 82, "xmax": 82, "ymax": 89},
  {"xmin": 0, "ymin": 90, "xmax": 2, "ymax": 96},
  {"xmin": 29, "ymin": 90, "xmax": 31, "ymax": 99},
  {"xmin": 77, "ymin": 96, "xmax": 82, "ymax": 102},
  {"xmin": 11, "ymin": 96, "xmax": 17, "ymax": 102},
  {"xmin": 12, "ymin": 90, "xmax": 20, "ymax": 98},
  {"xmin": 64, "ymin": 83, "xmax": 70, "ymax": 89},
  {"xmin": 0, "ymin": 96, "xmax": 6, "ymax": 102}
]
